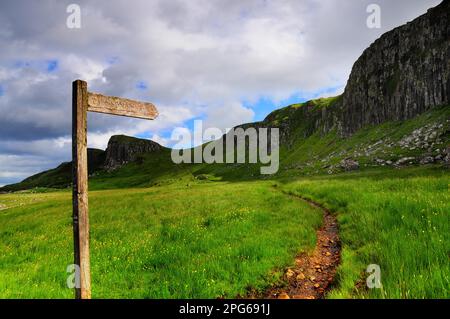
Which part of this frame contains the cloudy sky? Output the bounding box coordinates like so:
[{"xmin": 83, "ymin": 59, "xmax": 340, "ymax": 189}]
[{"xmin": 0, "ymin": 0, "xmax": 442, "ymax": 186}]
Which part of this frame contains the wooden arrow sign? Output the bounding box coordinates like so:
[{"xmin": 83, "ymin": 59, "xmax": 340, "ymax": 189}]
[
  {"xmin": 87, "ymin": 92, "xmax": 158, "ymax": 120},
  {"xmin": 72, "ymin": 80, "xmax": 158, "ymax": 299}
]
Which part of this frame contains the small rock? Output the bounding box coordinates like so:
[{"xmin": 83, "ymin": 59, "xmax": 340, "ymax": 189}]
[
  {"xmin": 285, "ymin": 269, "xmax": 296, "ymax": 279},
  {"xmin": 297, "ymin": 273, "xmax": 306, "ymax": 281},
  {"xmin": 444, "ymin": 147, "xmax": 450, "ymax": 156},
  {"xmin": 339, "ymin": 158, "xmax": 359, "ymax": 171},
  {"xmin": 396, "ymin": 157, "xmax": 415, "ymax": 166},
  {"xmin": 278, "ymin": 293, "xmax": 290, "ymax": 299},
  {"xmin": 420, "ymin": 156, "xmax": 434, "ymax": 165}
]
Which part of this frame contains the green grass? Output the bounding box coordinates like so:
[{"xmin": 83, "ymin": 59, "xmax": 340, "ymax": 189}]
[
  {"xmin": 283, "ymin": 168, "xmax": 450, "ymax": 298},
  {"xmin": 1, "ymin": 167, "xmax": 448, "ymax": 299},
  {"xmin": 0, "ymin": 99, "xmax": 448, "ymax": 299},
  {"xmin": 0, "ymin": 181, "xmax": 322, "ymax": 298},
  {"xmin": 278, "ymin": 104, "xmax": 450, "ymax": 176}
]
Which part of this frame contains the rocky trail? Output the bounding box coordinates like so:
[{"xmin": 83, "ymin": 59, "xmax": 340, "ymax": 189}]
[{"xmin": 264, "ymin": 196, "xmax": 341, "ymax": 299}]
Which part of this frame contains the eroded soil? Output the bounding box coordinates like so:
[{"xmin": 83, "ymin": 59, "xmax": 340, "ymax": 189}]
[{"xmin": 264, "ymin": 197, "xmax": 341, "ymax": 299}]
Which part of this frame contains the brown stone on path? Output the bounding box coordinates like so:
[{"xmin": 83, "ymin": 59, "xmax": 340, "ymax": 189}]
[
  {"xmin": 285, "ymin": 269, "xmax": 296, "ymax": 279},
  {"xmin": 297, "ymin": 273, "xmax": 306, "ymax": 281},
  {"xmin": 258, "ymin": 195, "xmax": 341, "ymax": 300}
]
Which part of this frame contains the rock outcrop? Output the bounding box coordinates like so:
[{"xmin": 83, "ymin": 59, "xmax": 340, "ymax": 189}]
[
  {"xmin": 87, "ymin": 148, "xmax": 106, "ymax": 174},
  {"xmin": 262, "ymin": 1, "xmax": 449, "ymax": 140},
  {"xmin": 103, "ymin": 135, "xmax": 163, "ymax": 170},
  {"xmin": 339, "ymin": 0, "xmax": 449, "ymax": 135}
]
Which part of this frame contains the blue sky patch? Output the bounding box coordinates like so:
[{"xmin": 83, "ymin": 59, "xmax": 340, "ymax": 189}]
[
  {"xmin": 244, "ymin": 86, "xmax": 344, "ymax": 122},
  {"xmin": 136, "ymin": 81, "xmax": 148, "ymax": 90},
  {"xmin": 13, "ymin": 59, "xmax": 59, "ymax": 73},
  {"xmin": 243, "ymin": 94, "xmax": 307, "ymax": 122},
  {"xmin": 0, "ymin": 85, "xmax": 4, "ymax": 96},
  {"xmin": 46, "ymin": 60, "xmax": 58, "ymax": 72}
]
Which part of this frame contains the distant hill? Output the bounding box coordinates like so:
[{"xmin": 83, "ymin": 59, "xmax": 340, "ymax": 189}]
[
  {"xmin": 2, "ymin": 1, "xmax": 449, "ymax": 192},
  {"xmin": 0, "ymin": 136, "xmax": 167, "ymax": 192}
]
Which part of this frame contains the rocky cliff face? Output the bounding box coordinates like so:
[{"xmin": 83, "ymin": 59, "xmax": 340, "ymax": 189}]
[
  {"xmin": 87, "ymin": 148, "xmax": 106, "ymax": 174},
  {"xmin": 339, "ymin": 0, "xmax": 449, "ymax": 135},
  {"xmin": 264, "ymin": 1, "xmax": 449, "ymax": 140},
  {"xmin": 103, "ymin": 135, "xmax": 163, "ymax": 170}
]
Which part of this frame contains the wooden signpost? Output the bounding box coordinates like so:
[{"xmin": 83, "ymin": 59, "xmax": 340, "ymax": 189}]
[{"xmin": 72, "ymin": 80, "xmax": 158, "ymax": 299}]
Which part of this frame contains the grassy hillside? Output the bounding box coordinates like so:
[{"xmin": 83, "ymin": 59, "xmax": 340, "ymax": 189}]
[
  {"xmin": 89, "ymin": 103, "xmax": 450, "ymax": 189},
  {"xmin": 2, "ymin": 99, "xmax": 448, "ymax": 192},
  {"xmin": 0, "ymin": 149, "xmax": 105, "ymax": 192}
]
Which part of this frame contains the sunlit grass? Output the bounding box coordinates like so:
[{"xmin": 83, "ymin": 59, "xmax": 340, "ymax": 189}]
[
  {"xmin": 1, "ymin": 167, "xmax": 448, "ymax": 299},
  {"xmin": 0, "ymin": 181, "xmax": 322, "ymax": 298},
  {"xmin": 283, "ymin": 170, "xmax": 450, "ymax": 298}
]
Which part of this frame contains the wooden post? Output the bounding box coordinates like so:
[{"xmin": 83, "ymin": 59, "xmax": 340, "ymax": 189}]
[
  {"xmin": 72, "ymin": 80, "xmax": 91, "ymax": 299},
  {"xmin": 71, "ymin": 79, "xmax": 157, "ymax": 299}
]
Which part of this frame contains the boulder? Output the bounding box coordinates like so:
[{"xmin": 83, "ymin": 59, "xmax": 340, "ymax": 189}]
[
  {"xmin": 396, "ymin": 157, "xmax": 415, "ymax": 166},
  {"xmin": 340, "ymin": 159, "xmax": 359, "ymax": 171},
  {"xmin": 420, "ymin": 156, "xmax": 434, "ymax": 165}
]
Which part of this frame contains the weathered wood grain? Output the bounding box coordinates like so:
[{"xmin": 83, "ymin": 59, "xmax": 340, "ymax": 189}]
[
  {"xmin": 72, "ymin": 80, "xmax": 91, "ymax": 299},
  {"xmin": 87, "ymin": 92, "xmax": 158, "ymax": 120},
  {"xmin": 72, "ymin": 81, "xmax": 158, "ymax": 299}
]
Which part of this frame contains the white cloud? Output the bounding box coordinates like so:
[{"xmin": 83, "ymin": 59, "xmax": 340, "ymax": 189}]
[
  {"xmin": 203, "ymin": 101, "xmax": 255, "ymax": 131},
  {"xmin": 150, "ymin": 134, "xmax": 170, "ymax": 147},
  {"xmin": 0, "ymin": 0, "xmax": 442, "ymax": 185}
]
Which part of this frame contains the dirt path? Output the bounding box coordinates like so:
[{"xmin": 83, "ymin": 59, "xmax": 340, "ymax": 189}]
[{"xmin": 264, "ymin": 196, "xmax": 341, "ymax": 299}]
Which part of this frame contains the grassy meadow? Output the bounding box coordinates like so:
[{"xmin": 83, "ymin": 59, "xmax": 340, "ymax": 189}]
[
  {"xmin": 0, "ymin": 167, "xmax": 448, "ymax": 298},
  {"xmin": 1, "ymin": 101, "xmax": 449, "ymax": 299},
  {"xmin": 283, "ymin": 167, "xmax": 449, "ymax": 298},
  {"xmin": 0, "ymin": 181, "xmax": 322, "ymax": 298}
]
